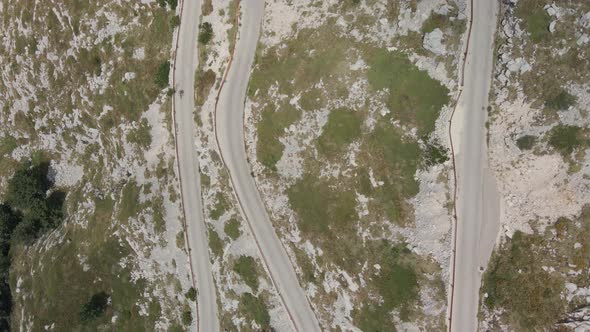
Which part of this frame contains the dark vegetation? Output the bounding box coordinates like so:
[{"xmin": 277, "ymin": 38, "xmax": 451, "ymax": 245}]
[
  {"xmin": 516, "ymin": 135, "xmax": 536, "ymax": 150},
  {"xmin": 79, "ymin": 292, "xmax": 109, "ymax": 323},
  {"xmin": 422, "ymin": 140, "xmax": 449, "ymax": 167},
  {"xmin": 185, "ymin": 287, "xmax": 197, "ymax": 301},
  {"xmin": 154, "ymin": 61, "xmax": 171, "ymax": 89},
  {"xmin": 0, "ymin": 159, "xmax": 66, "ymax": 329},
  {"xmin": 157, "ymin": 0, "xmax": 177, "ymax": 10},
  {"xmin": 198, "ymin": 22, "xmax": 213, "ymax": 44}
]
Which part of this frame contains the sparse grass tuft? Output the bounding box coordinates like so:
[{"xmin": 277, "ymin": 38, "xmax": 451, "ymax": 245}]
[{"xmin": 127, "ymin": 118, "xmax": 152, "ymax": 148}]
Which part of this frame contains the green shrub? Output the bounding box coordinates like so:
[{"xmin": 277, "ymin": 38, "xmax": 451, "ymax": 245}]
[
  {"xmin": 170, "ymin": 15, "xmax": 180, "ymax": 28},
  {"xmin": 181, "ymin": 311, "xmax": 192, "ymax": 325},
  {"xmin": 208, "ymin": 229, "xmax": 223, "ymax": 257},
  {"xmin": 239, "ymin": 293, "xmax": 269, "ymax": 328},
  {"xmin": 154, "ymin": 61, "xmax": 171, "ymax": 89},
  {"xmin": 516, "ymin": 135, "xmax": 536, "ymax": 150},
  {"xmin": 185, "ymin": 287, "xmax": 197, "ymax": 301},
  {"xmin": 79, "ymin": 292, "xmax": 109, "ymax": 323},
  {"xmin": 224, "ymin": 218, "xmax": 241, "ymax": 240},
  {"xmin": 422, "ymin": 140, "xmax": 449, "ymax": 167},
  {"xmin": 198, "ymin": 22, "xmax": 213, "ymax": 44}
]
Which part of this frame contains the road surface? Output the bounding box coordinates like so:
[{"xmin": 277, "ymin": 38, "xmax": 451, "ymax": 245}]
[
  {"xmin": 173, "ymin": 0, "xmax": 219, "ymax": 331},
  {"xmin": 451, "ymin": 0, "xmax": 500, "ymax": 331},
  {"xmin": 215, "ymin": 1, "xmax": 321, "ymax": 331}
]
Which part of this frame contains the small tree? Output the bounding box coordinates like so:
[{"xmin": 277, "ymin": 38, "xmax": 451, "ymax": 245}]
[
  {"xmin": 79, "ymin": 292, "xmax": 109, "ymax": 323},
  {"xmin": 198, "ymin": 22, "xmax": 213, "ymax": 44}
]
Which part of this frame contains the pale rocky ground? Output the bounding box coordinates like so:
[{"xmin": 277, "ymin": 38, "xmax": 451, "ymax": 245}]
[
  {"xmin": 0, "ymin": 0, "xmax": 192, "ymax": 329},
  {"xmin": 489, "ymin": 2, "xmax": 590, "ymax": 238},
  {"xmin": 192, "ymin": 2, "xmax": 292, "ymax": 330},
  {"xmin": 243, "ymin": 0, "xmax": 467, "ymax": 329}
]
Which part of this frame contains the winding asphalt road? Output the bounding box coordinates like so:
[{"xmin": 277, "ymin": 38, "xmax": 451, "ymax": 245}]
[
  {"xmin": 450, "ymin": 0, "xmax": 500, "ymax": 331},
  {"xmin": 173, "ymin": 0, "xmax": 219, "ymax": 331},
  {"xmin": 215, "ymin": 1, "xmax": 321, "ymax": 331}
]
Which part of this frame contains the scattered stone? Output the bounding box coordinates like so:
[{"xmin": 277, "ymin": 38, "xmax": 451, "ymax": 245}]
[{"xmin": 549, "ymin": 21, "xmax": 556, "ymax": 33}]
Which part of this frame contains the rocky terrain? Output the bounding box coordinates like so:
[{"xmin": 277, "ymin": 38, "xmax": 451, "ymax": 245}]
[
  {"xmin": 242, "ymin": 0, "xmax": 468, "ymax": 330},
  {"xmin": 480, "ymin": 0, "xmax": 590, "ymax": 330}
]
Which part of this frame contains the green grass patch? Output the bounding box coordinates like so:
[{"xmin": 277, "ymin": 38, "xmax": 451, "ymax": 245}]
[
  {"xmin": 224, "ymin": 218, "xmax": 241, "ymax": 240},
  {"xmin": 239, "ymin": 293, "xmax": 270, "ymax": 329},
  {"xmin": 0, "ymin": 136, "xmax": 17, "ymax": 157},
  {"xmin": 547, "ymin": 124, "xmax": 586, "ymax": 156},
  {"xmin": 117, "ymin": 180, "xmax": 141, "ymax": 223},
  {"xmin": 256, "ymin": 104, "xmax": 302, "ymax": 171},
  {"xmin": 366, "ymin": 48, "xmax": 449, "ymax": 136},
  {"xmin": 359, "ymin": 120, "xmax": 421, "ymax": 225},
  {"xmin": 287, "ymin": 174, "xmax": 356, "ymax": 235},
  {"xmin": 210, "ymin": 192, "xmax": 229, "ymax": 220},
  {"xmin": 317, "ymin": 108, "xmax": 362, "ymax": 157},
  {"xmin": 516, "ymin": 135, "xmax": 536, "ymax": 150},
  {"xmin": 516, "ymin": 0, "xmax": 551, "ymax": 43},
  {"xmin": 545, "ymin": 90, "xmax": 576, "ymax": 111},
  {"xmin": 233, "ymin": 256, "xmax": 259, "ymax": 291},
  {"xmin": 354, "ymin": 241, "xmax": 422, "ymax": 328},
  {"xmin": 208, "ymin": 229, "xmax": 223, "ymax": 257}
]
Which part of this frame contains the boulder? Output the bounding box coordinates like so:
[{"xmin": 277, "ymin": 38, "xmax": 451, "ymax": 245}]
[{"xmin": 423, "ymin": 28, "xmax": 446, "ymax": 55}]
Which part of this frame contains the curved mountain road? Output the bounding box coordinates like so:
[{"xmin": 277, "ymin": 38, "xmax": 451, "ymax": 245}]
[
  {"xmin": 172, "ymin": 0, "xmax": 219, "ymax": 331},
  {"xmin": 214, "ymin": 1, "xmax": 321, "ymax": 331}
]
